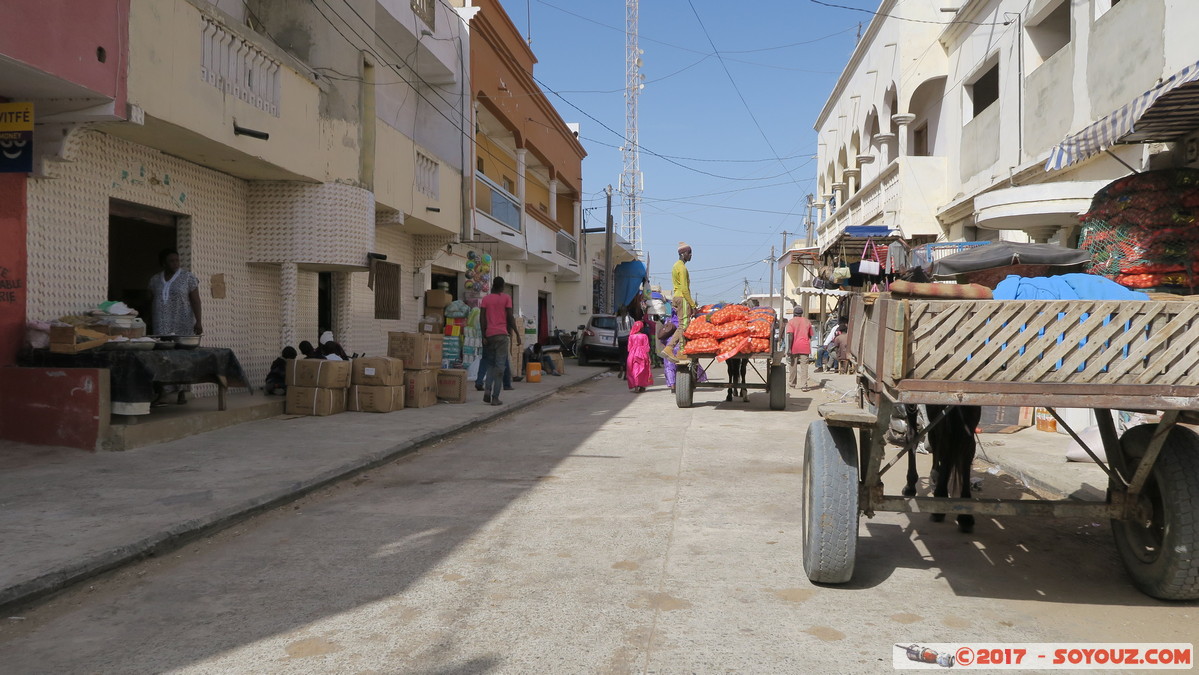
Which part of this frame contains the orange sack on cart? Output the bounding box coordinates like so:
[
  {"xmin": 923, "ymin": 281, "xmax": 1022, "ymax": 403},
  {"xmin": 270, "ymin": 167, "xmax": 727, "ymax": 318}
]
[
  {"xmin": 747, "ymin": 318, "xmax": 774, "ymax": 338},
  {"xmin": 711, "ymin": 320, "xmax": 749, "ymax": 340},
  {"xmin": 683, "ymin": 316, "xmax": 714, "ymax": 339},
  {"xmin": 683, "ymin": 337, "xmax": 720, "ymax": 355},
  {"xmin": 709, "ymin": 304, "xmax": 750, "ymax": 325},
  {"xmin": 715, "ymin": 336, "xmax": 751, "ymax": 362}
]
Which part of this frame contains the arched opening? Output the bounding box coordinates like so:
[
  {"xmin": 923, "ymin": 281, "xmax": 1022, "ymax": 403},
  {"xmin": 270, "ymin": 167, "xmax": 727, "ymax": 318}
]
[{"xmin": 906, "ymin": 76, "xmax": 947, "ymax": 157}]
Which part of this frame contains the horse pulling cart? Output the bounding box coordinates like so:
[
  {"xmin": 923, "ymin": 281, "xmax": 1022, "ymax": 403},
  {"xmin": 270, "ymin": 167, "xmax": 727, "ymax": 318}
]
[{"xmin": 804, "ymin": 293, "xmax": 1199, "ymax": 600}]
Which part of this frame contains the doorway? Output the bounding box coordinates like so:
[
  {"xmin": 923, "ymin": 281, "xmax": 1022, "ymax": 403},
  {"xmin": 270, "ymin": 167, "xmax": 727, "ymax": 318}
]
[
  {"xmin": 108, "ymin": 200, "xmax": 180, "ymax": 332},
  {"xmin": 537, "ymin": 292, "xmax": 550, "ymax": 346},
  {"xmin": 318, "ymin": 272, "xmax": 333, "ymax": 338}
]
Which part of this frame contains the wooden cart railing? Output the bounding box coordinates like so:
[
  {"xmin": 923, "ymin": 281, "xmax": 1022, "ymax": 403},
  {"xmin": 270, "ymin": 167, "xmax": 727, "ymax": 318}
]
[{"xmin": 850, "ymin": 295, "xmax": 1199, "ymax": 409}]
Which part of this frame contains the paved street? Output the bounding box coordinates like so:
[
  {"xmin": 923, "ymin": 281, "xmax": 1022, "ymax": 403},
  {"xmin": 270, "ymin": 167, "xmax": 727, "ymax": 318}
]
[{"xmin": 0, "ymin": 371, "xmax": 1196, "ymax": 674}]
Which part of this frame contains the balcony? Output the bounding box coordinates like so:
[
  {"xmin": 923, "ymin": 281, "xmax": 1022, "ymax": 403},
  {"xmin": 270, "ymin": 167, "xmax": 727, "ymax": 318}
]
[
  {"xmin": 475, "ymin": 174, "xmax": 520, "ymax": 232},
  {"xmin": 556, "ymin": 230, "xmax": 577, "ymax": 261},
  {"xmin": 377, "ymin": 0, "xmax": 461, "ymax": 85},
  {"xmin": 816, "ymin": 156, "xmax": 948, "ymax": 253}
]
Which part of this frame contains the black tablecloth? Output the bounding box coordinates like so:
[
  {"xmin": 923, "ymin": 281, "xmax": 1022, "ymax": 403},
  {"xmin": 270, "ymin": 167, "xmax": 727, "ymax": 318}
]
[{"xmin": 22, "ymin": 347, "xmax": 250, "ymax": 403}]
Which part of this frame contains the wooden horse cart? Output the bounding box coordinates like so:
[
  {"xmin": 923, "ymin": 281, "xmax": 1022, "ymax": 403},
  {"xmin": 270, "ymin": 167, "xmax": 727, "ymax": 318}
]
[{"xmin": 804, "ymin": 293, "xmax": 1199, "ymax": 600}]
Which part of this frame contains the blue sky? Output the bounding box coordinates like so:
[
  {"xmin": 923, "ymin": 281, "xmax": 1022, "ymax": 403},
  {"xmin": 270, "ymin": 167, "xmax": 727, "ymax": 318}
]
[{"xmin": 498, "ymin": 0, "xmax": 867, "ymax": 303}]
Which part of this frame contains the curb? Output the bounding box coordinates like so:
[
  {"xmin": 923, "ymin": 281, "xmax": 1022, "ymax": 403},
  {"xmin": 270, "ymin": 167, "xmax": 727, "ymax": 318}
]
[{"xmin": 0, "ymin": 372, "xmax": 603, "ymax": 613}]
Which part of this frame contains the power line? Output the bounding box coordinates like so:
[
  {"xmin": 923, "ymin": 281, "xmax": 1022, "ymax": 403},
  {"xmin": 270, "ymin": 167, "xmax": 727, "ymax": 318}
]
[{"xmin": 808, "ymin": 0, "xmax": 1011, "ymax": 27}]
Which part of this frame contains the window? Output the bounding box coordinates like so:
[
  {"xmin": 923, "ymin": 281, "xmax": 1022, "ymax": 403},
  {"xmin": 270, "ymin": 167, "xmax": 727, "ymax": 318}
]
[
  {"xmin": 411, "ymin": 0, "xmax": 435, "ymax": 29},
  {"xmin": 1026, "ymin": 0, "xmax": 1070, "ymax": 68},
  {"xmin": 913, "ymin": 123, "xmax": 929, "ymax": 157},
  {"xmin": 967, "ymin": 63, "xmax": 999, "ymax": 119},
  {"xmin": 1095, "ymin": 0, "xmax": 1122, "ymax": 20},
  {"xmin": 371, "ymin": 261, "xmax": 402, "ymax": 320},
  {"xmin": 502, "ymin": 177, "xmax": 514, "ymax": 193},
  {"xmin": 477, "ymin": 157, "xmax": 485, "ymax": 174},
  {"xmin": 591, "ymin": 316, "xmax": 617, "ymax": 330}
]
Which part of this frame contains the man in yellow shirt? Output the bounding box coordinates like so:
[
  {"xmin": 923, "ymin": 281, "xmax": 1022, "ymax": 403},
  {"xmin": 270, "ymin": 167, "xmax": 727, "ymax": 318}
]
[{"xmin": 672, "ymin": 241, "xmax": 696, "ymax": 329}]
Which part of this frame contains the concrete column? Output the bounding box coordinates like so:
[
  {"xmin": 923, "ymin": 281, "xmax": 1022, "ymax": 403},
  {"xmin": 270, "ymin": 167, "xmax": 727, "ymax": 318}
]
[
  {"xmin": 831, "ymin": 183, "xmax": 847, "ymax": 213},
  {"xmin": 280, "ymin": 262, "xmax": 298, "ymax": 349},
  {"xmin": 548, "ymin": 179, "xmax": 559, "ymax": 220},
  {"xmin": 892, "ymin": 114, "xmax": 916, "ymax": 158},
  {"xmin": 516, "ymin": 148, "xmax": 528, "ymax": 218},
  {"xmin": 844, "ymin": 169, "xmax": 860, "ymax": 197},
  {"xmin": 874, "ymin": 133, "xmax": 897, "ymax": 165}
]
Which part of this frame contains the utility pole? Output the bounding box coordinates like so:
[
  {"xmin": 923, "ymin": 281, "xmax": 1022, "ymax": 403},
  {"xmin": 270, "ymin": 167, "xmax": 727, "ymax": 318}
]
[
  {"xmin": 779, "ymin": 231, "xmax": 790, "ymax": 315},
  {"xmin": 604, "ymin": 185, "xmax": 614, "ymax": 314},
  {"xmin": 767, "ymin": 246, "xmax": 776, "ymax": 314}
]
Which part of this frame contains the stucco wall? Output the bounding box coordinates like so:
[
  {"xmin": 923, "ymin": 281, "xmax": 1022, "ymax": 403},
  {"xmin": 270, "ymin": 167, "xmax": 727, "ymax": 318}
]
[
  {"xmin": 1087, "ymin": 0, "xmax": 1165, "ymax": 118},
  {"xmin": 1024, "ymin": 43, "xmax": 1075, "ymax": 158},
  {"xmin": 0, "ymin": 0, "xmax": 129, "ymax": 102},
  {"xmin": 959, "ymin": 104, "xmax": 1001, "ymax": 184}
]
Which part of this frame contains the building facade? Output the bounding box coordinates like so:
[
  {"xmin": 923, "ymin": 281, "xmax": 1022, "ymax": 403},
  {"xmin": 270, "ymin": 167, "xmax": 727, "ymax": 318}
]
[
  {"xmin": 3, "ymin": 0, "xmax": 594, "ymax": 408},
  {"xmin": 814, "ymin": 0, "xmax": 1199, "ymax": 261}
]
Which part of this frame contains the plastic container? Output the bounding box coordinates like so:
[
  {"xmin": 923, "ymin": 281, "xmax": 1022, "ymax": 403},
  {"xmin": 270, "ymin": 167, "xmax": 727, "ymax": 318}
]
[
  {"xmin": 525, "ymin": 363, "xmax": 542, "ymax": 383},
  {"xmin": 1034, "ymin": 408, "xmax": 1057, "ymax": 433}
]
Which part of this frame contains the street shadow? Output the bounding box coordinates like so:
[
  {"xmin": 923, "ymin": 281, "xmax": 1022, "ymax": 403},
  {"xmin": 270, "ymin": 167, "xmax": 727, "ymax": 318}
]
[
  {"xmin": 0, "ymin": 382, "xmax": 645, "ymax": 672},
  {"xmin": 833, "ymin": 470, "xmax": 1198, "ymax": 607}
]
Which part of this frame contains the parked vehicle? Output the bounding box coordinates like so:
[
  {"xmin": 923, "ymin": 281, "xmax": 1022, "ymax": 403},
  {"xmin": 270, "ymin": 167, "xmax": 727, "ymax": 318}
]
[{"xmin": 577, "ymin": 314, "xmax": 629, "ymax": 366}]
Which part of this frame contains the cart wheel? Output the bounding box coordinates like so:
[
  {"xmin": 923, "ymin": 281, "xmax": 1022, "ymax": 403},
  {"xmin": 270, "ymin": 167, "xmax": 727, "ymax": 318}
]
[
  {"xmin": 768, "ymin": 364, "xmax": 786, "ymax": 410},
  {"xmin": 802, "ymin": 419, "xmax": 860, "ymax": 584},
  {"xmin": 1112, "ymin": 424, "xmax": 1199, "ymax": 600},
  {"xmin": 577, "ymin": 349, "xmax": 589, "ymax": 367},
  {"xmin": 675, "ymin": 367, "xmax": 694, "ymax": 408}
]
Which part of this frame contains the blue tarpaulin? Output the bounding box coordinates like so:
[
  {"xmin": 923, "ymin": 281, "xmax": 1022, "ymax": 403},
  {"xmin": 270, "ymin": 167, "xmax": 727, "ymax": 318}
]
[
  {"xmin": 613, "ymin": 261, "xmax": 647, "ymax": 310},
  {"xmin": 843, "ymin": 226, "xmax": 894, "ymax": 238}
]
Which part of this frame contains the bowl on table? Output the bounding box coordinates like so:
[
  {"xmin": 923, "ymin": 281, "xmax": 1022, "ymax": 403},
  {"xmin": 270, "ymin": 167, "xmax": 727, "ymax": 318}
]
[{"xmin": 173, "ymin": 335, "xmax": 202, "ymax": 349}]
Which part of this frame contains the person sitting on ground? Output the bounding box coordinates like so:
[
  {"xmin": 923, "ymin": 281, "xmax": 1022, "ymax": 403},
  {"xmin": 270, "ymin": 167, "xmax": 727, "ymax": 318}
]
[
  {"xmin": 265, "ymin": 346, "xmax": 297, "ymax": 395},
  {"xmin": 830, "ymin": 319, "xmax": 850, "ymax": 371},
  {"xmin": 298, "ymin": 340, "xmax": 324, "ymax": 360},
  {"xmin": 321, "ymin": 340, "xmax": 349, "ymax": 361}
]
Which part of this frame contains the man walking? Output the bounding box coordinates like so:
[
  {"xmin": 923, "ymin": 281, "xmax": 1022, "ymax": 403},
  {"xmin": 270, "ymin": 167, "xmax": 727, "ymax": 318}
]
[
  {"xmin": 785, "ymin": 306, "xmax": 814, "ymax": 390},
  {"xmin": 479, "ymin": 277, "xmax": 519, "ymax": 406}
]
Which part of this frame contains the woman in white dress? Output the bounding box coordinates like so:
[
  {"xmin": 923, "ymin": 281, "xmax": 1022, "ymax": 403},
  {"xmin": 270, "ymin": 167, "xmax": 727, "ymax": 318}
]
[{"xmin": 148, "ymin": 249, "xmax": 203, "ymax": 404}]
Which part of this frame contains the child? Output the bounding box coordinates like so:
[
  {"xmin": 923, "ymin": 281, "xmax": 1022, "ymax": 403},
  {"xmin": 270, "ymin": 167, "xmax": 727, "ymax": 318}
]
[{"xmin": 265, "ymin": 346, "xmax": 297, "ymax": 395}]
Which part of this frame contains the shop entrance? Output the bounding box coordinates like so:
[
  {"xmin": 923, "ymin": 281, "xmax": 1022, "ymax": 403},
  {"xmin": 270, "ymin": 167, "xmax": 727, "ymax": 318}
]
[
  {"xmin": 107, "ymin": 200, "xmax": 181, "ymax": 332},
  {"xmin": 537, "ymin": 292, "xmax": 550, "ymax": 345},
  {"xmin": 318, "ymin": 272, "xmax": 334, "ymax": 338},
  {"xmin": 431, "ymin": 269, "xmax": 459, "ymax": 301}
]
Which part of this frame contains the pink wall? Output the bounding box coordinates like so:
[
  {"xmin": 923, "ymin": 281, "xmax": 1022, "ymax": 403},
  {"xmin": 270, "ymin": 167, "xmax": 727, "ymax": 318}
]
[
  {"xmin": 0, "ymin": 174, "xmax": 26, "ymax": 366},
  {"xmin": 0, "ymin": 0, "xmax": 128, "ymax": 102},
  {"xmin": 0, "ymin": 368, "xmax": 110, "ymax": 451}
]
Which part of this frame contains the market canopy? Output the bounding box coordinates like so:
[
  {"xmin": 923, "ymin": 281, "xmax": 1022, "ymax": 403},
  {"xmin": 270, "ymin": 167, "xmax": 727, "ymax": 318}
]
[
  {"xmin": 1045, "ymin": 60, "xmax": 1199, "ymax": 171},
  {"xmin": 932, "ymin": 241, "xmax": 1090, "ymax": 278}
]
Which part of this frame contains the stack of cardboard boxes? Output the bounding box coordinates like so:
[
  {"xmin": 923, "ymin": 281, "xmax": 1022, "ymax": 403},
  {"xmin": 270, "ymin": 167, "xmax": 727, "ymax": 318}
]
[
  {"xmin": 388, "ymin": 332, "xmax": 442, "ymax": 408},
  {"xmin": 285, "ymin": 359, "xmax": 351, "ymax": 416},
  {"xmin": 421, "ymin": 290, "xmax": 451, "ymax": 335},
  {"xmin": 347, "ymin": 356, "xmax": 406, "ymax": 412}
]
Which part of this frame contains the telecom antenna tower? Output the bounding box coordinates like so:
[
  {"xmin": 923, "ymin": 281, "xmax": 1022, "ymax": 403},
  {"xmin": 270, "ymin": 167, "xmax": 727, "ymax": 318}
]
[{"xmin": 620, "ymin": 0, "xmax": 643, "ymax": 259}]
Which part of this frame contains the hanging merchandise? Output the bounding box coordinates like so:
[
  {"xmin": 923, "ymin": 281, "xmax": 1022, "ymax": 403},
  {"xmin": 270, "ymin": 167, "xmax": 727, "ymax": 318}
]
[{"xmin": 859, "ymin": 238, "xmax": 882, "ymax": 276}]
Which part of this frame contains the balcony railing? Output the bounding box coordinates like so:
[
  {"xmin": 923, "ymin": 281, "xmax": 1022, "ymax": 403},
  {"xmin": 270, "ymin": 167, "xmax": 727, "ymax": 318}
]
[
  {"xmin": 200, "ymin": 16, "xmax": 280, "ymax": 116},
  {"xmin": 475, "ymin": 174, "xmax": 521, "ymax": 231},
  {"xmin": 817, "ymin": 160, "xmax": 899, "ymax": 252},
  {"xmin": 556, "ymin": 231, "xmax": 577, "ymax": 261},
  {"xmin": 416, "ymin": 152, "xmax": 439, "ymax": 199},
  {"xmin": 411, "ymin": 0, "xmax": 435, "ymax": 29}
]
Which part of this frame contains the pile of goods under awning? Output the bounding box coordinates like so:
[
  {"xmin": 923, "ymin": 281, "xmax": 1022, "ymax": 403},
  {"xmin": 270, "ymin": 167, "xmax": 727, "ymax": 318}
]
[
  {"xmin": 1079, "ymin": 168, "xmax": 1199, "ymax": 292},
  {"xmin": 682, "ymin": 304, "xmax": 776, "ymax": 360}
]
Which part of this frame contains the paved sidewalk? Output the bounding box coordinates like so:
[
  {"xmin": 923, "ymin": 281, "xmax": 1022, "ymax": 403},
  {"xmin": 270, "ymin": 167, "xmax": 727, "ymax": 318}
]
[{"xmin": 0, "ymin": 365, "xmax": 607, "ymax": 612}]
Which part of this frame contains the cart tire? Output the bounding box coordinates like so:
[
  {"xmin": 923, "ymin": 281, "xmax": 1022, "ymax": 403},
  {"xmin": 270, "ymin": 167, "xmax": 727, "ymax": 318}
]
[
  {"xmin": 577, "ymin": 349, "xmax": 589, "ymax": 367},
  {"xmin": 802, "ymin": 419, "xmax": 860, "ymax": 584},
  {"xmin": 768, "ymin": 364, "xmax": 786, "ymax": 410},
  {"xmin": 1112, "ymin": 424, "xmax": 1199, "ymax": 600},
  {"xmin": 675, "ymin": 368, "xmax": 693, "ymax": 408}
]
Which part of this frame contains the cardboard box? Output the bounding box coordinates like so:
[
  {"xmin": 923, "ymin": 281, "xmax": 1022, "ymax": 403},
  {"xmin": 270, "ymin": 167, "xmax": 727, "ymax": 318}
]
[
  {"xmin": 404, "ymin": 369, "xmax": 438, "ymax": 408},
  {"xmin": 388, "ymin": 332, "xmax": 443, "ymax": 370},
  {"xmin": 436, "ymin": 369, "xmax": 468, "ymax": 403},
  {"xmin": 285, "ymin": 358, "xmax": 351, "ymax": 389},
  {"xmin": 347, "ymin": 385, "xmax": 404, "ymax": 413},
  {"xmin": 418, "ymin": 319, "xmax": 442, "ymax": 334},
  {"xmin": 548, "ymin": 351, "xmax": 565, "ymax": 375},
  {"xmin": 352, "ymin": 356, "xmax": 404, "ymax": 386},
  {"xmin": 424, "ymin": 289, "xmax": 453, "ymax": 309},
  {"xmin": 286, "ymin": 386, "xmax": 347, "ymax": 416},
  {"xmin": 509, "ymin": 338, "xmax": 524, "ymax": 379}
]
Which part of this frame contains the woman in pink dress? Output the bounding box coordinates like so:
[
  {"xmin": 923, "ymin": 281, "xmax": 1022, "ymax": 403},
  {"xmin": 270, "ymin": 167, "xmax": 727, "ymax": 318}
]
[{"xmin": 626, "ymin": 321, "xmax": 653, "ymax": 393}]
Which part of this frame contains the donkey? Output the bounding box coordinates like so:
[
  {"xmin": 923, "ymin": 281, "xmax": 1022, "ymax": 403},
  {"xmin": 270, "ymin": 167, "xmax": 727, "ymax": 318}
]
[{"xmin": 902, "ymin": 404, "xmax": 983, "ymax": 533}]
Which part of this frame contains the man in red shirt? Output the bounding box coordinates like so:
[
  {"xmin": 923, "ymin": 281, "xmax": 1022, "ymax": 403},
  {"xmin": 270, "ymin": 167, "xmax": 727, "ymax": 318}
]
[
  {"xmin": 785, "ymin": 306, "xmax": 815, "ymax": 390},
  {"xmin": 479, "ymin": 277, "xmax": 519, "ymax": 406}
]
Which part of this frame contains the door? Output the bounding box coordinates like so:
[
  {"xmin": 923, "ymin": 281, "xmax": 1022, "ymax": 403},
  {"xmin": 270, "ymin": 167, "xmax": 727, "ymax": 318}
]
[
  {"xmin": 537, "ymin": 292, "xmax": 550, "ymax": 346},
  {"xmin": 107, "ymin": 201, "xmax": 179, "ymax": 332}
]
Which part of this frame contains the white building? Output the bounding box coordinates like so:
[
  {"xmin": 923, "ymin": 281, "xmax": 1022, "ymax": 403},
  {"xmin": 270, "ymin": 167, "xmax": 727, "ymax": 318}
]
[{"xmin": 814, "ymin": 0, "xmax": 1199, "ymax": 261}]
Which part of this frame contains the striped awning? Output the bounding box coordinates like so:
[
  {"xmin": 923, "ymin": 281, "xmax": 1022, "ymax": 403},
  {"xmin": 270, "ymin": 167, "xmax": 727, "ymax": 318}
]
[{"xmin": 1045, "ymin": 60, "xmax": 1199, "ymax": 171}]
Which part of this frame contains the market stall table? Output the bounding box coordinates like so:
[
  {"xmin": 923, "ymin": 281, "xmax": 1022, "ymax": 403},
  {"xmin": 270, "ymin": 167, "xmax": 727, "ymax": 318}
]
[{"xmin": 22, "ymin": 347, "xmax": 251, "ymax": 414}]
